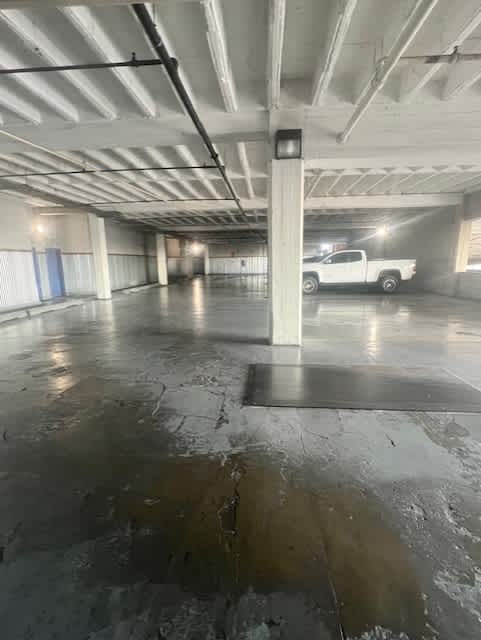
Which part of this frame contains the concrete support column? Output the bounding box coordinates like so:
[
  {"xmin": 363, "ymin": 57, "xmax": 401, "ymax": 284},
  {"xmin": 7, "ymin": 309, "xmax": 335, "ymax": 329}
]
[
  {"xmin": 181, "ymin": 240, "xmax": 194, "ymax": 278},
  {"xmin": 88, "ymin": 213, "xmax": 111, "ymax": 300},
  {"xmin": 204, "ymin": 245, "xmax": 210, "ymax": 275},
  {"xmin": 268, "ymin": 158, "xmax": 304, "ymax": 345},
  {"xmin": 455, "ymin": 219, "xmax": 472, "ymax": 273},
  {"xmin": 156, "ymin": 233, "xmax": 168, "ymax": 285}
]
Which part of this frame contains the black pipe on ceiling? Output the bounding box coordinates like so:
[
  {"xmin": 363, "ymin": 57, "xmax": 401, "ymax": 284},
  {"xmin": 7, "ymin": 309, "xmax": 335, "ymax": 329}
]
[
  {"xmin": 0, "ymin": 165, "xmax": 218, "ymax": 179},
  {"xmin": 0, "ymin": 54, "xmax": 163, "ymax": 75},
  {"xmin": 89, "ymin": 198, "xmax": 235, "ymax": 205},
  {"xmin": 132, "ymin": 3, "xmax": 261, "ymax": 238}
]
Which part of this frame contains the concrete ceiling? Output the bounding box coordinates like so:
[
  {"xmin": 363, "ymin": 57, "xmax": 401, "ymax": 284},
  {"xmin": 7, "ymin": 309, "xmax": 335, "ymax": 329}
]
[{"xmin": 0, "ymin": 0, "xmax": 481, "ymax": 238}]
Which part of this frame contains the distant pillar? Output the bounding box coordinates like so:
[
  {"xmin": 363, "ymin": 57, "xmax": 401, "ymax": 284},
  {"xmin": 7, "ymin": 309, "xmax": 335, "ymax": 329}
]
[
  {"xmin": 204, "ymin": 245, "xmax": 210, "ymax": 275},
  {"xmin": 455, "ymin": 218, "xmax": 472, "ymax": 273},
  {"xmin": 268, "ymin": 158, "xmax": 304, "ymax": 345},
  {"xmin": 156, "ymin": 233, "xmax": 168, "ymax": 285},
  {"xmin": 88, "ymin": 213, "xmax": 111, "ymax": 300}
]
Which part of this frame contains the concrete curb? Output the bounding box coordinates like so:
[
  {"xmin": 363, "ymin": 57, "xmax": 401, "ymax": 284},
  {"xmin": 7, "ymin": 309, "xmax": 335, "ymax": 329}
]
[
  {"xmin": 27, "ymin": 298, "xmax": 87, "ymax": 317},
  {"xmin": 0, "ymin": 283, "xmax": 163, "ymax": 326},
  {"xmin": 0, "ymin": 298, "xmax": 88, "ymax": 325},
  {"xmin": 119, "ymin": 283, "xmax": 162, "ymax": 295}
]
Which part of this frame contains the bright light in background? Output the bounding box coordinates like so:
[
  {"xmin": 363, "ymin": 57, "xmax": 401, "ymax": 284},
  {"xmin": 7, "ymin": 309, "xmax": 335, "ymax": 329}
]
[
  {"xmin": 35, "ymin": 223, "xmax": 45, "ymax": 233},
  {"xmin": 190, "ymin": 242, "xmax": 203, "ymax": 256},
  {"xmin": 320, "ymin": 243, "xmax": 332, "ymax": 253},
  {"xmin": 376, "ymin": 225, "xmax": 389, "ymax": 237}
]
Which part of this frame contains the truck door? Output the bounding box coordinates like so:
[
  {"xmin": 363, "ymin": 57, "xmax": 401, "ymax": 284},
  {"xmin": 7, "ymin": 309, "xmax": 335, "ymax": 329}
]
[
  {"xmin": 321, "ymin": 251, "xmax": 365, "ymax": 283},
  {"xmin": 321, "ymin": 251, "xmax": 353, "ymax": 283},
  {"xmin": 347, "ymin": 251, "xmax": 365, "ymax": 282}
]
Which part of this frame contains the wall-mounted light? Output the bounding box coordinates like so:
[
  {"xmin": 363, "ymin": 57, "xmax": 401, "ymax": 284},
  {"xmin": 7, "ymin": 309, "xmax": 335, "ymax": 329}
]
[
  {"xmin": 377, "ymin": 225, "xmax": 389, "ymax": 237},
  {"xmin": 275, "ymin": 129, "xmax": 303, "ymax": 160},
  {"xmin": 190, "ymin": 241, "xmax": 203, "ymax": 256}
]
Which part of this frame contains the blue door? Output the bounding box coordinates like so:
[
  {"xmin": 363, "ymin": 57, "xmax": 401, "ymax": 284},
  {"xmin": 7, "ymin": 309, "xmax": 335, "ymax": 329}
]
[{"xmin": 46, "ymin": 248, "xmax": 65, "ymax": 298}]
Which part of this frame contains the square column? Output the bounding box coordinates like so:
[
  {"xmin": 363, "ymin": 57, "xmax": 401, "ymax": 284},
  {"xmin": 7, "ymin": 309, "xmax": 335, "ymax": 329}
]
[
  {"xmin": 156, "ymin": 233, "xmax": 168, "ymax": 285},
  {"xmin": 455, "ymin": 219, "xmax": 472, "ymax": 273},
  {"xmin": 204, "ymin": 245, "xmax": 210, "ymax": 275},
  {"xmin": 88, "ymin": 213, "xmax": 111, "ymax": 300},
  {"xmin": 268, "ymin": 158, "xmax": 304, "ymax": 345}
]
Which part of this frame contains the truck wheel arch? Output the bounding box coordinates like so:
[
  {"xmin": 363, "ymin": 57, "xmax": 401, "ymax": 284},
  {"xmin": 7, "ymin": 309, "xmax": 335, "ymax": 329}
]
[
  {"xmin": 303, "ymin": 271, "xmax": 319, "ymax": 283},
  {"xmin": 378, "ymin": 269, "xmax": 401, "ymax": 282}
]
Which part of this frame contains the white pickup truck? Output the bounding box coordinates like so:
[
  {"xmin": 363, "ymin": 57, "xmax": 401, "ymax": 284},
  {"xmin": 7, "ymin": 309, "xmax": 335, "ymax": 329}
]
[{"xmin": 302, "ymin": 249, "xmax": 416, "ymax": 294}]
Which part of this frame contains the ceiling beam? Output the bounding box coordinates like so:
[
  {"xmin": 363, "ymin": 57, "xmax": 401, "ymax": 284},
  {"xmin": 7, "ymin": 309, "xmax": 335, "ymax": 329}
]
[
  {"xmin": 62, "ymin": 5, "xmax": 156, "ymax": 117},
  {"xmin": 401, "ymin": 6, "xmax": 481, "ymax": 102},
  {"xmin": 306, "ymin": 193, "xmax": 461, "ymax": 209},
  {"xmin": 0, "ymin": 46, "xmax": 78, "ymax": 121},
  {"xmin": 202, "ymin": 0, "xmax": 238, "ymax": 112},
  {"xmin": 0, "ymin": 9, "xmax": 117, "ymax": 119},
  {"xmin": 71, "ymin": 192, "xmax": 462, "ymax": 215},
  {"xmin": 311, "ymin": 0, "xmax": 358, "ymax": 105},
  {"xmin": 338, "ymin": 0, "xmax": 441, "ymax": 143},
  {"xmin": 267, "ymin": 0, "xmax": 286, "ymax": 109},
  {"xmin": 236, "ymin": 142, "xmax": 255, "ymax": 198},
  {"xmin": 175, "ymin": 145, "xmax": 222, "ymax": 198},
  {"xmin": 143, "ymin": 147, "xmax": 204, "ymax": 199},
  {"xmin": 0, "ymin": 87, "xmax": 41, "ymax": 123},
  {"xmin": 443, "ymin": 60, "xmax": 481, "ymax": 101}
]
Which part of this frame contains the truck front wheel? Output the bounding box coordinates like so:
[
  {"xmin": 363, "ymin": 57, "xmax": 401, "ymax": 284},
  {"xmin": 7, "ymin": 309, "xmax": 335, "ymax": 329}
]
[
  {"xmin": 303, "ymin": 275, "xmax": 319, "ymax": 295},
  {"xmin": 379, "ymin": 274, "xmax": 400, "ymax": 294}
]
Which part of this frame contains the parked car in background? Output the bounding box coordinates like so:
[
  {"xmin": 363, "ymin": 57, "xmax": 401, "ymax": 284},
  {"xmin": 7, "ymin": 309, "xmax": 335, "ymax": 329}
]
[{"xmin": 302, "ymin": 249, "xmax": 416, "ymax": 294}]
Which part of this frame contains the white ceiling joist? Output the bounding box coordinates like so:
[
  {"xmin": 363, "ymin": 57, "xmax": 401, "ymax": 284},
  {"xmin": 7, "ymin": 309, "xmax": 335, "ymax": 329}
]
[
  {"xmin": 0, "ymin": 46, "xmax": 78, "ymax": 121},
  {"xmin": 443, "ymin": 61, "xmax": 481, "ymax": 101},
  {"xmin": 236, "ymin": 142, "xmax": 255, "ymax": 198},
  {"xmin": 112, "ymin": 147, "xmax": 178, "ymax": 200},
  {"xmin": 338, "ymin": 0, "xmax": 441, "ymax": 143},
  {"xmin": 175, "ymin": 145, "xmax": 222, "ymax": 198},
  {"xmin": 401, "ymin": 6, "xmax": 481, "ymax": 102},
  {"xmin": 305, "ymin": 172, "xmax": 325, "ymax": 199},
  {"xmin": 76, "ymin": 192, "xmax": 462, "ymax": 215},
  {"xmin": 202, "ymin": 0, "xmax": 238, "ymax": 113},
  {"xmin": 0, "ymin": 87, "xmax": 41, "ymax": 123},
  {"xmin": 62, "ymin": 5, "xmax": 156, "ymax": 117},
  {"xmin": 143, "ymin": 146, "xmax": 204, "ymax": 200},
  {"xmin": 0, "ymin": 9, "xmax": 117, "ymax": 119},
  {"xmin": 0, "ymin": 152, "xmax": 132, "ymax": 202},
  {"xmin": 266, "ymin": 0, "xmax": 286, "ymax": 109},
  {"xmin": 363, "ymin": 171, "xmax": 390, "ymax": 194},
  {"xmin": 325, "ymin": 170, "xmax": 347, "ymax": 195},
  {"xmin": 80, "ymin": 148, "xmax": 171, "ymax": 202},
  {"xmin": 311, "ymin": 0, "xmax": 358, "ymax": 105}
]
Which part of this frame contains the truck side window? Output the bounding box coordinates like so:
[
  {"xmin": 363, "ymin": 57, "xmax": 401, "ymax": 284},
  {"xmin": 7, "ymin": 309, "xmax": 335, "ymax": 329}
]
[
  {"xmin": 328, "ymin": 253, "xmax": 350, "ymax": 264},
  {"xmin": 349, "ymin": 252, "xmax": 363, "ymax": 262}
]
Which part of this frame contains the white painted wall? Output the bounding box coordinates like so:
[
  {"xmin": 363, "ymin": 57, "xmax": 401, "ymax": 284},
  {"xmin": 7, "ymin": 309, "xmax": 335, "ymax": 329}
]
[
  {"xmin": 0, "ymin": 193, "xmax": 34, "ymax": 250},
  {"xmin": 105, "ymin": 220, "xmax": 146, "ymax": 255},
  {"xmin": 0, "ymin": 194, "xmax": 39, "ymax": 309},
  {"xmin": 208, "ymin": 242, "xmax": 268, "ymax": 274}
]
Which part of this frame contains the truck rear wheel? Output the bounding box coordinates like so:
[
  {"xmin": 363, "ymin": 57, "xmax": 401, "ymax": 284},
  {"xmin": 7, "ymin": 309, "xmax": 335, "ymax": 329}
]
[
  {"xmin": 303, "ymin": 275, "xmax": 319, "ymax": 295},
  {"xmin": 379, "ymin": 274, "xmax": 399, "ymax": 294}
]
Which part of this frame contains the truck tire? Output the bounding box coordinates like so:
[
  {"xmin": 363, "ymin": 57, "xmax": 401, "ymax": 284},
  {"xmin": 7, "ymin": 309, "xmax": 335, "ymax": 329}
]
[
  {"xmin": 303, "ymin": 275, "xmax": 319, "ymax": 295},
  {"xmin": 379, "ymin": 274, "xmax": 399, "ymax": 294}
]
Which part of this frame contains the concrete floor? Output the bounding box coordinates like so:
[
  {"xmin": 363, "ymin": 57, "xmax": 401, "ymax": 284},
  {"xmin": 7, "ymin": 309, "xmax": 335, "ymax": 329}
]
[{"xmin": 1, "ymin": 276, "xmax": 481, "ymax": 639}]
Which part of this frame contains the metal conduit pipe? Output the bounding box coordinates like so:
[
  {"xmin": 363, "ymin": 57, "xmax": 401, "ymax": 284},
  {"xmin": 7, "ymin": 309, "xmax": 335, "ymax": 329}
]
[{"xmin": 132, "ymin": 3, "xmax": 261, "ymax": 237}]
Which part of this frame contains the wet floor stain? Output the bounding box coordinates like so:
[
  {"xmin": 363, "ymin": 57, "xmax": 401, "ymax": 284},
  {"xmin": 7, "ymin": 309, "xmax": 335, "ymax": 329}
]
[{"xmin": 0, "ymin": 378, "xmax": 429, "ymax": 639}]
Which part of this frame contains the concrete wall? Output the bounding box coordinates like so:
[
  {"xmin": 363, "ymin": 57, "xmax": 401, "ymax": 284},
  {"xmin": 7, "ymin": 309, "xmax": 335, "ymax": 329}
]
[
  {"xmin": 105, "ymin": 220, "xmax": 151, "ymax": 291},
  {"xmin": 349, "ymin": 207, "xmax": 463, "ymax": 296},
  {"xmin": 0, "ymin": 194, "xmax": 39, "ymax": 309},
  {"xmin": 208, "ymin": 242, "xmax": 268, "ymax": 275}
]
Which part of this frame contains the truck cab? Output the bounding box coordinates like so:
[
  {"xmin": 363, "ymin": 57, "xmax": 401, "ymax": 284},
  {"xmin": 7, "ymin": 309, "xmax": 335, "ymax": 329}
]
[{"xmin": 302, "ymin": 250, "xmax": 416, "ymax": 294}]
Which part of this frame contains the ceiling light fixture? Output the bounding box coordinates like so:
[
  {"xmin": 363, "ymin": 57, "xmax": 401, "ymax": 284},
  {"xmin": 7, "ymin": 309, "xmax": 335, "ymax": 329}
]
[{"xmin": 275, "ymin": 129, "xmax": 303, "ymax": 160}]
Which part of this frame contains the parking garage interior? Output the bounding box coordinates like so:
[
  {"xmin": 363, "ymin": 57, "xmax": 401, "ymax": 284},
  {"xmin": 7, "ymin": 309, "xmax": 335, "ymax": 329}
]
[{"xmin": 2, "ymin": 1, "xmax": 481, "ymax": 639}]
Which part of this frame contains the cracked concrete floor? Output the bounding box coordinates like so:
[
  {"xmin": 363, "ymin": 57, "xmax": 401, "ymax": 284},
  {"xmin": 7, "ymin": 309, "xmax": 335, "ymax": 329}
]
[{"xmin": 1, "ymin": 276, "xmax": 481, "ymax": 639}]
